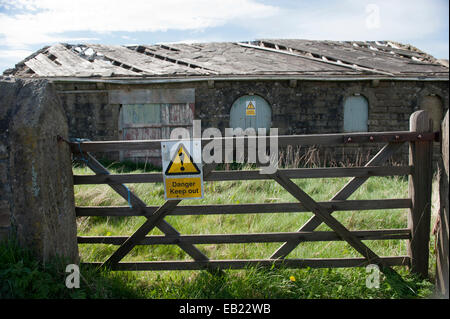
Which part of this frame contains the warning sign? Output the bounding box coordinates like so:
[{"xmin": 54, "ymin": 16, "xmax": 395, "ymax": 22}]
[
  {"xmin": 161, "ymin": 140, "xmax": 203, "ymax": 200},
  {"xmin": 165, "ymin": 144, "xmax": 201, "ymax": 175},
  {"xmin": 165, "ymin": 177, "xmax": 202, "ymax": 199},
  {"xmin": 246, "ymin": 101, "xmax": 256, "ymax": 116}
]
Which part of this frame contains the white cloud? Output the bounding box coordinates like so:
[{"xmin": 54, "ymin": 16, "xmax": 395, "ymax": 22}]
[
  {"xmin": 232, "ymin": 0, "xmax": 447, "ymax": 58},
  {"xmin": 246, "ymin": 0, "xmax": 447, "ymax": 43},
  {"xmin": 0, "ymin": 0, "xmax": 278, "ymax": 70},
  {"xmin": 0, "ymin": 49, "xmax": 33, "ymax": 72},
  {"xmin": 0, "ymin": 49, "xmax": 33, "ymax": 61},
  {"xmin": 0, "ymin": 0, "xmax": 447, "ymax": 70},
  {"xmin": 0, "ymin": 0, "xmax": 278, "ymax": 47}
]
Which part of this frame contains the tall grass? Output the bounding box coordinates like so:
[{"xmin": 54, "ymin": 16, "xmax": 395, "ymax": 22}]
[{"xmin": 0, "ymin": 238, "xmax": 144, "ymax": 299}]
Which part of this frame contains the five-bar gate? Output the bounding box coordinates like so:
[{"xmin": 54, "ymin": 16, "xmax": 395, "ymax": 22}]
[{"xmin": 71, "ymin": 111, "xmax": 437, "ymax": 278}]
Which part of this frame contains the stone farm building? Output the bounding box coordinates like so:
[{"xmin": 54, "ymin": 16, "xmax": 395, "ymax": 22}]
[{"xmin": 4, "ymin": 39, "xmax": 449, "ymax": 166}]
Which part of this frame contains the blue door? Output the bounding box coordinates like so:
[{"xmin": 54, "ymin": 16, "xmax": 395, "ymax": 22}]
[
  {"xmin": 343, "ymin": 96, "xmax": 368, "ymax": 132},
  {"xmin": 230, "ymin": 95, "xmax": 271, "ymax": 131}
]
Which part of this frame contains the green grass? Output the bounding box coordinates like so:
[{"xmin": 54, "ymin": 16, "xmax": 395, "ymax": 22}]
[
  {"xmin": 0, "ymin": 237, "xmax": 433, "ymax": 299},
  {"xmin": 68, "ymin": 160, "xmax": 438, "ymax": 299},
  {"xmin": 0, "ymin": 238, "xmax": 147, "ymax": 299}
]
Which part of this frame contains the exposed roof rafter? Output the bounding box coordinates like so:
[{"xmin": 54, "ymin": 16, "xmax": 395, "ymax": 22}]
[
  {"xmin": 240, "ymin": 41, "xmax": 395, "ymax": 77},
  {"xmin": 128, "ymin": 45, "xmax": 219, "ymax": 75}
]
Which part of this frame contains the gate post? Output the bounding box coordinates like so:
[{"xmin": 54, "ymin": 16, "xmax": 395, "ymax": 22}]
[
  {"xmin": 436, "ymin": 110, "xmax": 449, "ymax": 297},
  {"xmin": 0, "ymin": 78, "xmax": 79, "ymax": 264},
  {"xmin": 408, "ymin": 110, "xmax": 433, "ymax": 278}
]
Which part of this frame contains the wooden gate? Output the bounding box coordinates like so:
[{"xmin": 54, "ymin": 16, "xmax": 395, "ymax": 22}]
[{"xmin": 70, "ymin": 111, "xmax": 437, "ymax": 278}]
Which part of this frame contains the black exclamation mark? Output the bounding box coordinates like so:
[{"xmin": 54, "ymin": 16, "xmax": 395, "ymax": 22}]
[{"xmin": 179, "ymin": 152, "xmax": 185, "ymax": 171}]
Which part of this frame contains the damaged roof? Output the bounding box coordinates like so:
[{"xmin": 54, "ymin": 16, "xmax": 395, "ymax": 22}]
[{"xmin": 4, "ymin": 39, "xmax": 449, "ymax": 80}]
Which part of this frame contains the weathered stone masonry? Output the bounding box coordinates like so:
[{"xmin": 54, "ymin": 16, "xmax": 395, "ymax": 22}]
[
  {"xmin": 54, "ymin": 79, "xmax": 448, "ymax": 165},
  {"xmin": 0, "ymin": 78, "xmax": 78, "ymax": 263}
]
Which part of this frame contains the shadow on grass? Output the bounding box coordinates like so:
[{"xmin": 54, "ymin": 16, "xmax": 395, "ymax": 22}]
[
  {"xmin": 91, "ymin": 264, "xmax": 434, "ymax": 299},
  {"xmin": 0, "ymin": 239, "xmax": 145, "ymax": 299},
  {"xmin": 1, "ymin": 236, "xmax": 434, "ymax": 299}
]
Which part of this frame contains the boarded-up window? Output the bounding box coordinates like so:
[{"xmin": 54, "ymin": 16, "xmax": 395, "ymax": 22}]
[
  {"xmin": 119, "ymin": 103, "xmax": 194, "ymax": 163},
  {"xmin": 343, "ymin": 95, "xmax": 368, "ymax": 132},
  {"xmin": 421, "ymin": 95, "xmax": 443, "ymax": 132},
  {"xmin": 122, "ymin": 103, "xmax": 161, "ymax": 126},
  {"xmin": 111, "ymin": 88, "xmax": 195, "ymax": 165}
]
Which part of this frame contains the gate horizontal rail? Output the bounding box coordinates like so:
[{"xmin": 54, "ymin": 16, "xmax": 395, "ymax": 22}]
[
  {"xmin": 76, "ymin": 199, "xmax": 411, "ymax": 217},
  {"xmin": 73, "ymin": 166, "xmax": 412, "ymax": 184},
  {"xmin": 78, "ymin": 228, "xmax": 411, "ymax": 245},
  {"xmin": 69, "ymin": 131, "xmax": 438, "ymax": 153},
  {"xmin": 83, "ymin": 256, "xmax": 410, "ymax": 271}
]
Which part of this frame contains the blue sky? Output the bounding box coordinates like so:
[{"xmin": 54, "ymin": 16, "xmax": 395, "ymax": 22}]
[{"xmin": 0, "ymin": 0, "xmax": 448, "ymax": 73}]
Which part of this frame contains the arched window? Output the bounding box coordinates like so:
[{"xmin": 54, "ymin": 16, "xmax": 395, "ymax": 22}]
[
  {"xmin": 421, "ymin": 95, "xmax": 443, "ymax": 132},
  {"xmin": 229, "ymin": 95, "xmax": 271, "ymax": 131},
  {"xmin": 343, "ymin": 95, "xmax": 369, "ymax": 132}
]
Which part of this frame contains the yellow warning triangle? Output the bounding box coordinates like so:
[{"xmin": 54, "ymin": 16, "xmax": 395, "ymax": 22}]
[
  {"xmin": 247, "ymin": 101, "xmax": 255, "ymax": 109},
  {"xmin": 165, "ymin": 144, "xmax": 201, "ymax": 175}
]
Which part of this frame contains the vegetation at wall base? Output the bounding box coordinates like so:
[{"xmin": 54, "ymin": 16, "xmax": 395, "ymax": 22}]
[{"xmin": 0, "ymin": 239, "xmax": 143, "ymax": 299}]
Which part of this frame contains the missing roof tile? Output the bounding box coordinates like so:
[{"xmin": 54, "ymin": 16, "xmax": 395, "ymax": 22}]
[
  {"xmin": 129, "ymin": 45, "xmax": 217, "ymax": 73},
  {"xmin": 242, "ymin": 40, "xmax": 394, "ymax": 76}
]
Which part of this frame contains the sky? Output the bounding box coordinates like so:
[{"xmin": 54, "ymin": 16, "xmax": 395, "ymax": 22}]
[{"xmin": 0, "ymin": 0, "xmax": 448, "ymax": 73}]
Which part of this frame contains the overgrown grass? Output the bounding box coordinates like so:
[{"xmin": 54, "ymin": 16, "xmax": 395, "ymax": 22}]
[
  {"xmin": 0, "ymin": 238, "xmax": 146, "ymax": 299},
  {"xmin": 68, "ymin": 160, "xmax": 438, "ymax": 299},
  {"xmin": 0, "ymin": 237, "xmax": 433, "ymax": 299}
]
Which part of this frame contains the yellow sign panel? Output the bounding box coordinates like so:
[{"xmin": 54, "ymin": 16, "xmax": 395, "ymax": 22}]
[
  {"xmin": 246, "ymin": 101, "xmax": 256, "ymax": 116},
  {"xmin": 165, "ymin": 144, "xmax": 201, "ymax": 175},
  {"xmin": 161, "ymin": 141, "xmax": 204, "ymax": 200},
  {"xmin": 165, "ymin": 177, "xmax": 203, "ymax": 199}
]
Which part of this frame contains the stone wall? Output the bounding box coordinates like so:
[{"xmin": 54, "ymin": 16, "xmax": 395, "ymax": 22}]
[
  {"xmin": 196, "ymin": 80, "xmax": 448, "ymax": 134},
  {"xmin": 194, "ymin": 80, "xmax": 448, "ymax": 164},
  {"xmin": 0, "ymin": 77, "xmax": 78, "ymax": 264},
  {"xmin": 61, "ymin": 90, "xmax": 116, "ymax": 141},
  {"xmin": 55, "ymin": 79, "xmax": 449, "ymax": 165}
]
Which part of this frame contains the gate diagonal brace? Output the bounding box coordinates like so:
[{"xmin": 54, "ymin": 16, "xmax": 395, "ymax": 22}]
[
  {"xmin": 102, "ymin": 161, "xmax": 219, "ymax": 270},
  {"xmin": 270, "ymin": 170, "xmax": 410, "ymax": 285},
  {"xmin": 270, "ymin": 142, "xmax": 405, "ymax": 259},
  {"xmin": 80, "ymin": 153, "xmax": 215, "ymax": 270}
]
